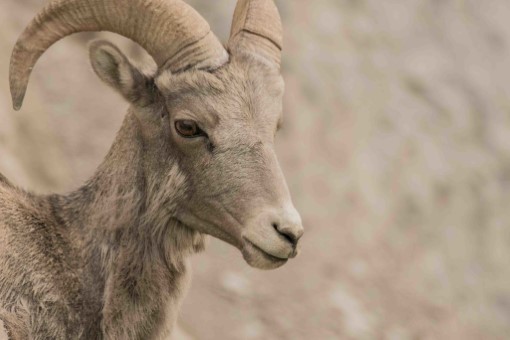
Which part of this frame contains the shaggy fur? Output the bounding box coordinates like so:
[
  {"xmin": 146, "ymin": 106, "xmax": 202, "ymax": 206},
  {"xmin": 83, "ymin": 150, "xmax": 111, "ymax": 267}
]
[
  {"xmin": 0, "ymin": 53, "xmax": 303, "ymax": 339},
  {"xmin": 1, "ymin": 1, "xmax": 304, "ymax": 338},
  {"xmin": 0, "ymin": 112, "xmax": 204, "ymax": 339}
]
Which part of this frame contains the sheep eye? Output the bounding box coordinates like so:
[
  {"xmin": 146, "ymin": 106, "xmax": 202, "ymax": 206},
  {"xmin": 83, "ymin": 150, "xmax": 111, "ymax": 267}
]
[{"xmin": 175, "ymin": 120, "xmax": 204, "ymax": 138}]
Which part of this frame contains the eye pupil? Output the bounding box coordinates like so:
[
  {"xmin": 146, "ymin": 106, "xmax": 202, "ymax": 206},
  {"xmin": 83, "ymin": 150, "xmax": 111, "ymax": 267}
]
[{"xmin": 175, "ymin": 120, "xmax": 201, "ymax": 138}]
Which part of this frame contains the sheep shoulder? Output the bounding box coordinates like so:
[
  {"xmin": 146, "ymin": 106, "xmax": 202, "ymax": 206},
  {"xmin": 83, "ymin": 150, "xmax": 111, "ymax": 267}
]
[{"xmin": 0, "ymin": 188, "xmax": 85, "ymax": 338}]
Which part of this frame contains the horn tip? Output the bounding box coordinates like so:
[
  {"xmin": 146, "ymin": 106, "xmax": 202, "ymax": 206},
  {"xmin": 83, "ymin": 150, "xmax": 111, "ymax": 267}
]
[
  {"xmin": 9, "ymin": 61, "xmax": 28, "ymax": 111},
  {"xmin": 10, "ymin": 87, "xmax": 26, "ymax": 111},
  {"xmin": 9, "ymin": 62, "xmax": 29, "ymax": 111},
  {"xmin": 13, "ymin": 103, "xmax": 23, "ymax": 111}
]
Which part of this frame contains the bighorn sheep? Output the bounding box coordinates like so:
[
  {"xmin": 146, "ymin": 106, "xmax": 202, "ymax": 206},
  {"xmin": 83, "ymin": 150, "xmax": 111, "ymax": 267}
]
[{"xmin": 0, "ymin": 0, "xmax": 304, "ymax": 338}]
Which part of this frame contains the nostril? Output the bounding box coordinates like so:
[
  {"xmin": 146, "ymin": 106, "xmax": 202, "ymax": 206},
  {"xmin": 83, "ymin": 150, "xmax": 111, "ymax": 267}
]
[{"xmin": 273, "ymin": 222, "xmax": 298, "ymax": 246}]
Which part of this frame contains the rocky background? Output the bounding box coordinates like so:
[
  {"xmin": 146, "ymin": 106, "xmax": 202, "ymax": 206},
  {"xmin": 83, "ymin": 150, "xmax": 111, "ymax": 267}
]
[{"xmin": 1, "ymin": 0, "xmax": 510, "ymax": 339}]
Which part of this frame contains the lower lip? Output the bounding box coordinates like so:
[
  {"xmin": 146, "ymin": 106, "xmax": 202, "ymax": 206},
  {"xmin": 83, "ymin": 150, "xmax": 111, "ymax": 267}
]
[{"xmin": 244, "ymin": 239, "xmax": 289, "ymax": 262}]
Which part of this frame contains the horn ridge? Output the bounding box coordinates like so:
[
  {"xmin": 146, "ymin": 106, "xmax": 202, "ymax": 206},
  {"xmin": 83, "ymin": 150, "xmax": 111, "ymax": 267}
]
[
  {"xmin": 228, "ymin": 0, "xmax": 283, "ymax": 66},
  {"xmin": 9, "ymin": 0, "xmax": 228, "ymax": 110}
]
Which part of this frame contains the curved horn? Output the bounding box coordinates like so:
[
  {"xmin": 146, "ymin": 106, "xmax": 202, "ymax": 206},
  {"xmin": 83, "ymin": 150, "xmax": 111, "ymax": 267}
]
[
  {"xmin": 228, "ymin": 0, "xmax": 283, "ymax": 66},
  {"xmin": 10, "ymin": 0, "xmax": 228, "ymax": 110}
]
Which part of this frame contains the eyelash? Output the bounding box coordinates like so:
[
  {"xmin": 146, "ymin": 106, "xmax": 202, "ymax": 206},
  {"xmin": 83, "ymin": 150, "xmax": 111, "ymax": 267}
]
[
  {"xmin": 174, "ymin": 119, "xmax": 216, "ymax": 153},
  {"xmin": 175, "ymin": 120, "xmax": 206, "ymax": 138}
]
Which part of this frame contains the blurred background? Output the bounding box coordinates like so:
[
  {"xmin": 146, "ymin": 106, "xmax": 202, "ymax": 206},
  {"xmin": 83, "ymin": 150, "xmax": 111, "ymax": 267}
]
[{"xmin": 1, "ymin": 0, "xmax": 510, "ymax": 339}]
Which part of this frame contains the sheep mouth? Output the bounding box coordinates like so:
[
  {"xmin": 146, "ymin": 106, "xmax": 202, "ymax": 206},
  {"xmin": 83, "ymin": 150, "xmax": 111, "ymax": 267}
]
[
  {"xmin": 245, "ymin": 239, "xmax": 288, "ymax": 260},
  {"xmin": 241, "ymin": 239, "xmax": 288, "ymax": 270}
]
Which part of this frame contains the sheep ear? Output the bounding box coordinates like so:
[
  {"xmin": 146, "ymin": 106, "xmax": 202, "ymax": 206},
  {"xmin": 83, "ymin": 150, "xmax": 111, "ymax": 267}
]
[{"xmin": 89, "ymin": 40, "xmax": 153, "ymax": 105}]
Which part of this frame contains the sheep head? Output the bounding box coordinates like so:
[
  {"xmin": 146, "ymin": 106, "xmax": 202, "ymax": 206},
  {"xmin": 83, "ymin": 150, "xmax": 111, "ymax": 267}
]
[{"xmin": 10, "ymin": 0, "xmax": 304, "ymax": 270}]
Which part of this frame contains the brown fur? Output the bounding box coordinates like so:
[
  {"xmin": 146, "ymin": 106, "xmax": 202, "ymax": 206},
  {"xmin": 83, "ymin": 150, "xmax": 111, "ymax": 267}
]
[
  {"xmin": 0, "ymin": 53, "xmax": 303, "ymax": 339},
  {"xmin": 1, "ymin": 1, "xmax": 304, "ymax": 338},
  {"xmin": 0, "ymin": 112, "xmax": 203, "ymax": 339}
]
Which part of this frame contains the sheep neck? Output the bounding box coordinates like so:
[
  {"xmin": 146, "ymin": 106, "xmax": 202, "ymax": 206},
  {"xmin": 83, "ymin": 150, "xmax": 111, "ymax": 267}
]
[{"xmin": 49, "ymin": 112, "xmax": 205, "ymax": 338}]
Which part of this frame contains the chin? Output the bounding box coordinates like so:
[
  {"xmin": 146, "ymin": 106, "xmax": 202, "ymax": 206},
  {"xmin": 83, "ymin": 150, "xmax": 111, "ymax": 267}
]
[{"xmin": 241, "ymin": 240, "xmax": 288, "ymax": 270}]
